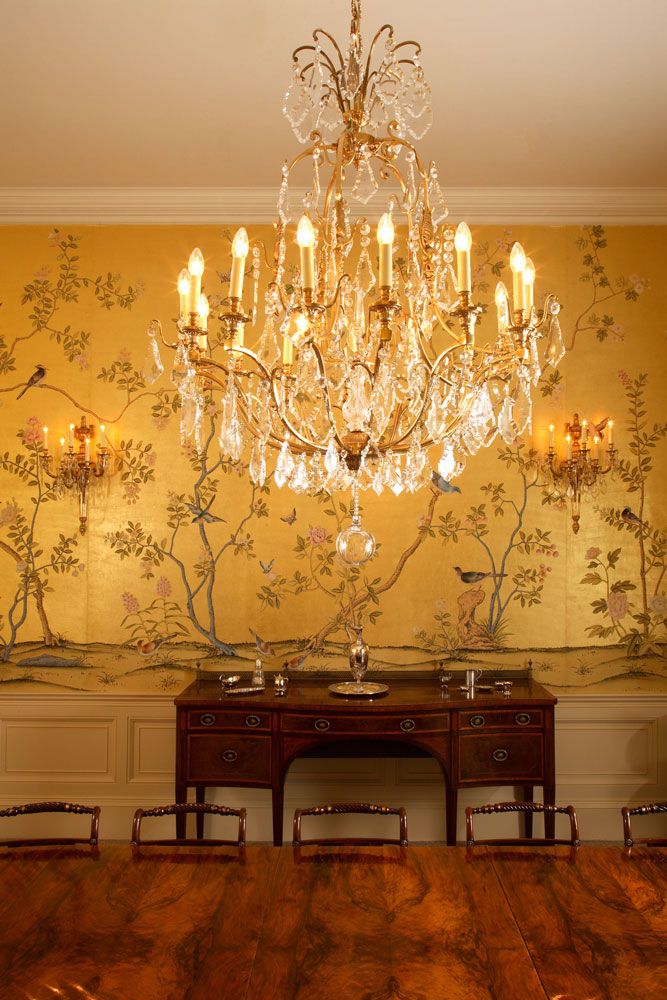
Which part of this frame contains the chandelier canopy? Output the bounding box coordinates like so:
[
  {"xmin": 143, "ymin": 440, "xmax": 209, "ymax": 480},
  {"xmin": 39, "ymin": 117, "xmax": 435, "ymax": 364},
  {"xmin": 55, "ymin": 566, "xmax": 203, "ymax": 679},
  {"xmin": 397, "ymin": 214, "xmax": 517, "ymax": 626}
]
[{"xmin": 149, "ymin": 0, "xmax": 565, "ymax": 564}]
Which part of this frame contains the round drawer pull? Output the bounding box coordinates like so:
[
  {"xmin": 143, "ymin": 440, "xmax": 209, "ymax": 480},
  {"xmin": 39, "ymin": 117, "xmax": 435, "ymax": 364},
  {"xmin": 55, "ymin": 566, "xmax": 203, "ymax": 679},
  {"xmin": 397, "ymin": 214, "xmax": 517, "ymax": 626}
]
[
  {"xmin": 245, "ymin": 715, "xmax": 261, "ymax": 728},
  {"xmin": 470, "ymin": 715, "xmax": 485, "ymax": 728},
  {"xmin": 400, "ymin": 719, "xmax": 416, "ymax": 733},
  {"xmin": 314, "ymin": 719, "xmax": 330, "ymax": 732},
  {"xmin": 492, "ymin": 748, "xmax": 508, "ymax": 763},
  {"xmin": 221, "ymin": 749, "xmax": 238, "ymax": 763},
  {"xmin": 515, "ymin": 712, "xmax": 531, "ymax": 727},
  {"xmin": 200, "ymin": 713, "xmax": 216, "ymax": 727}
]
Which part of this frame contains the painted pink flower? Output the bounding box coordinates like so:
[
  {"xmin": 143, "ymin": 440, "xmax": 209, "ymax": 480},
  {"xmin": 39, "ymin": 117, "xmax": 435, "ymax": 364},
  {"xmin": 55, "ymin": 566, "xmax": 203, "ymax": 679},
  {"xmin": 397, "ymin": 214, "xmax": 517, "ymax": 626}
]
[
  {"xmin": 73, "ymin": 352, "xmax": 90, "ymax": 371},
  {"xmin": 308, "ymin": 526, "xmax": 327, "ymax": 546},
  {"xmin": 21, "ymin": 417, "xmax": 43, "ymax": 446},
  {"xmin": 146, "ymin": 451, "xmax": 157, "ymax": 468},
  {"xmin": 617, "ymin": 369, "xmax": 632, "ymax": 388},
  {"xmin": 156, "ymin": 576, "xmax": 172, "ymax": 598},
  {"xmin": 607, "ymin": 591, "xmax": 629, "ymax": 621},
  {"xmin": 153, "ymin": 415, "xmax": 170, "ymax": 431},
  {"xmin": 33, "ymin": 265, "xmax": 51, "ymax": 281},
  {"xmin": 585, "ymin": 547, "xmax": 601, "ymax": 561},
  {"xmin": 47, "ymin": 230, "xmax": 61, "ymax": 246},
  {"xmin": 122, "ymin": 592, "xmax": 140, "ymax": 615},
  {"xmin": 650, "ymin": 593, "xmax": 667, "ymax": 615},
  {"xmin": 123, "ymin": 483, "xmax": 141, "ymax": 503},
  {"xmin": 0, "ymin": 501, "xmax": 20, "ymax": 527},
  {"xmin": 116, "ymin": 348, "xmax": 132, "ymax": 365}
]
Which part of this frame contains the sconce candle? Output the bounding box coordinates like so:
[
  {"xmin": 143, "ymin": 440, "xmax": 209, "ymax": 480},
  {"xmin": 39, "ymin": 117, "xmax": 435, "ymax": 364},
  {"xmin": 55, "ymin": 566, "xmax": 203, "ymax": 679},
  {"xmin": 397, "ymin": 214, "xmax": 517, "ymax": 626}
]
[
  {"xmin": 581, "ymin": 419, "xmax": 588, "ymax": 447},
  {"xmin": 84, "ymin": 437, "xmax": 91, "ymax": 464},
  {"xmin": 592, "ymin": 435, "xmax": 599, "ymax": 461},
  {"xmin": 100, "ymin": 424, "xmax": 107, "ymax": 448},
  {"xmin": 42, "ymin": 426, "xmax": 48, "ymax": 452},
  {"xmin": 523, "ymin": 257, "xmax": 535, "ymax": 313},
  {"xmin": 59, "ymin": 436, "xmax": 65, "ymax": 460},
  {"xmin": 548, "ymin": 424, "xmax": 555, "ymax": 450},
  {"xmin": 68, "ymin": 423, "xmax": 75, "ymax": 449},
  {"xmin": 608, "ymin": 420, "xmax": 614, "ymax": 446},
  {"xmin": 565, "ymin": 433, "xmax": 572, "ymax": 461}
]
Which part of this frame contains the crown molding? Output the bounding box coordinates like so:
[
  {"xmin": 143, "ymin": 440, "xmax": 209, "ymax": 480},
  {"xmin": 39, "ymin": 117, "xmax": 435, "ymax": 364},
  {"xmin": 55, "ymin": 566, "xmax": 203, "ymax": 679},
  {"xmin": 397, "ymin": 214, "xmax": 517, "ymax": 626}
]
[{"xmin": 0, "ymin": 186, "xmax": 665, "ymax": 225}]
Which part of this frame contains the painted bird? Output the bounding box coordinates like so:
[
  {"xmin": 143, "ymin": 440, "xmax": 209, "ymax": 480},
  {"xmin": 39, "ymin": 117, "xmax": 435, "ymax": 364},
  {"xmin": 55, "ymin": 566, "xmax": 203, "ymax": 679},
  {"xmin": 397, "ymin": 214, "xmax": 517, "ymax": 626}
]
[
  {"xmin": 135, "ymin": 634, "xmax": 177, "ymax": 657},
  {"xmin": 432, "ymin": 471, "xmax": 461, "ymax": 494},
  {"xmin": 189, "ymin": 498, "xmax": 225, "ymax": 524},
  {"xmin": 249, "ymin": 629, "xmax": 276, "ymax": 658},
  {"xmin": 454, "ymin": 566, "xmax": 506, "ymax": 585},
  {"xmin": 621, "ymin": 507, "xmax": 643, "ymax": 528},
  {"xmin": 16, "ymin": 364, "xmax": 46, "ymax": 399},
  {"xmin": 281, "ymin": 507, "xmax": 297, "ymax": 525},
  {"xmin": 259, "ymin": 559, "xmax": 275, "ymax": 575},
  {"xmin": 283, "ymin": 637, "xmax": 317, "ymax": 671}
]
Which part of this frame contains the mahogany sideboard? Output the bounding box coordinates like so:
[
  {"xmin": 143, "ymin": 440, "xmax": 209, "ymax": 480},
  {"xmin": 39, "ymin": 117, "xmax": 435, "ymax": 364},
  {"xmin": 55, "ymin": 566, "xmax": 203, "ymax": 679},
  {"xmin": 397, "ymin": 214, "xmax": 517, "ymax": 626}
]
[{"xmin": 174, "ymin": 675, "xmax": 556, "ymax": 845}]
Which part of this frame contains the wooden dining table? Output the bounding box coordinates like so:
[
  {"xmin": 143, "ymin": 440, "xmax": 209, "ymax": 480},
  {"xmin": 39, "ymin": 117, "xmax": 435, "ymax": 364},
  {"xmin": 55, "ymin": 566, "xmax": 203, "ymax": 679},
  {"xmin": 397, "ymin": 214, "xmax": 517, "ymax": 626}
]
[{"xmin": 0, "ymin": 844, "xmax": 664, "ymax": 999}]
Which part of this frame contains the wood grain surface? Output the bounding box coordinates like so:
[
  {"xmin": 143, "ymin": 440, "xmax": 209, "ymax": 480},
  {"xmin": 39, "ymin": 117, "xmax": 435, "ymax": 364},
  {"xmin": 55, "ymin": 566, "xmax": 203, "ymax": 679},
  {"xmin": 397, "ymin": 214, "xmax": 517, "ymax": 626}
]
[{"xmin": 0, "ymin": 845, "xmax": 663, "ymax": 999}]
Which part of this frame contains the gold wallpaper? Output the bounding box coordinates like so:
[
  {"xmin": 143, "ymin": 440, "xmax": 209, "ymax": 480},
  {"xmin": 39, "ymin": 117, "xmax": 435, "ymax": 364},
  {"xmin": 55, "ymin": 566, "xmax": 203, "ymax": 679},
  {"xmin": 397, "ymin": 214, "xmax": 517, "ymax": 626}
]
[{"xmin": 0, "ymin": 224, "xmax": 665, "ymax": 694}]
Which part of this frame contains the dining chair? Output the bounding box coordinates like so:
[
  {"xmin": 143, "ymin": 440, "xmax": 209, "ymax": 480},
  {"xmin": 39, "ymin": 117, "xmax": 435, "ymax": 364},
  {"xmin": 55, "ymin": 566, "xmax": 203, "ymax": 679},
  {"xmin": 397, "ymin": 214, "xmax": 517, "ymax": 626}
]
[
  {"xmin": 0, "ymin": 801, "xmax": 101, "ymax": 847},
  {"xmin": 131, "ymin": 802, "xmax": 246, "ymax": 847},
  {"xmin": 465, "ymin": 801, "xmax": 580, "ymax": 847},
  {"xmin": 621, "ymin": 802, "xmax": 667, "ymax": 847},
  {"xmin": 292, "ymin": 803, "xmax": 408, "ymax": 847}
]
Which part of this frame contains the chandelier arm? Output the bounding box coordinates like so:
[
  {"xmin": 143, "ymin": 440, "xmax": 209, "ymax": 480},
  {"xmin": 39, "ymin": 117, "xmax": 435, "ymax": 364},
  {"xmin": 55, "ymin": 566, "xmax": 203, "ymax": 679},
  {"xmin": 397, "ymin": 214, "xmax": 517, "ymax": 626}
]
[
  {"xmin": 268, "ymin": 369, "xmax": 326, "ymax": 454},
  {"xmin": 380, "ymin": 366, "xmax": 434, "ymax": 452},
  {"xmin": 431, "ymin": 301, "xmax": 468, "ymax": 344},
  {"xmin": 150, "ymin": 318, "xmax": 178, "ymax": 350},
  {"xmin": 232, "ymin": 384, "xmax": 286, "ymax": 453},
  {"xmin": 306, "ymin": 341, "xmax": 347, "ymax": 449},
  {"xmin": 533, "ymin": 293, "xmax": 559, "ymax": 332},
  {"xmin": 311, "ymin": 29, "xmax": 347, "ymax": 73},
  {"xmin": 392, "ymin": 40, "xmax": 423, "ymax": 58},
  {"xmin": 361, "ymin": 23, "xmax": 393, "ymax": 93}
]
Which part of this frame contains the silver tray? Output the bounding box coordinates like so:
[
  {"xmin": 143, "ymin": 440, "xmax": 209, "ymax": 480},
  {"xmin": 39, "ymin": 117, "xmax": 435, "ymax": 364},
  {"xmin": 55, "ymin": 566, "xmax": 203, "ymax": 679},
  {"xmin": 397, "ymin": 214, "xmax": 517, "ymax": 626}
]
[
  {"xmin": 328, "ymin": 682, "xmax": 389, "ymax": 698},
  {"xmin": 222, "ymin": 686, "xmax": 266, "ymax": 695}
]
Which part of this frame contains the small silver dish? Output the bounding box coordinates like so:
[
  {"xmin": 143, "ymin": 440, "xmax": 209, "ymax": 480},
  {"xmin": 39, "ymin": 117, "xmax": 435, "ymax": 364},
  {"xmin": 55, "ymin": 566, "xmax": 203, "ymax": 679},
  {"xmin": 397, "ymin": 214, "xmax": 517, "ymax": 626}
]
[{"xmin": 219, "ymin": 673, "xmax": 241, "ymax": 689}]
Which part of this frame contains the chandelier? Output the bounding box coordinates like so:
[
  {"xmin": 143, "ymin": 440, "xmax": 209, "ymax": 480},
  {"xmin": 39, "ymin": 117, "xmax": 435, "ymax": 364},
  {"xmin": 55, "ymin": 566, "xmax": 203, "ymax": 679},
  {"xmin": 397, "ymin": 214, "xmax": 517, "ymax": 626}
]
[{"xmin": 150, "ymin": 0, "xmax": 565, "ymax": 564}]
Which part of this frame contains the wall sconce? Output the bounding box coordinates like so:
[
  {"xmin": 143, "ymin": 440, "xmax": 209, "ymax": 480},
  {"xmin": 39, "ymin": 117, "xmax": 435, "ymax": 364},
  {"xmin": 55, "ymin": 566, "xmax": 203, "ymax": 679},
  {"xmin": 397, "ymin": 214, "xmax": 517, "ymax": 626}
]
[
  {"xmin": 40, "ymin": 415, "xmax": 112, "ymax": 534},
  {"xmin": 543, "ymin": 413, "xmax": 617, "ymax": 533}
]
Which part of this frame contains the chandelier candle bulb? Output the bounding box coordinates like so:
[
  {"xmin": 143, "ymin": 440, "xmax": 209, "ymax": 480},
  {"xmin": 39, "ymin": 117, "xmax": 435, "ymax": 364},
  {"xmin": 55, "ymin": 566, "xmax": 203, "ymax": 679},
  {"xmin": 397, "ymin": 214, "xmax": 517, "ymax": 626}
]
[
  {"xmin": 377, "ymin": 213, "xmax": 394, "ymax": 289},
  {"xmin": 177, "ymin": 269, "xmax": 190, "ymax": 320},
  {"xmin": 454, "ymin": 222, "xmax": 472, "ymax": 294},
  {"xmin": 523, "ymin": 257, "xmax": 535, "ymax": 313},
  {"xmin": 510, "ymin": 242, "xmax": 527, "ymax": 313},
  {"xmin": 282, "ymin": 334, "xmax": 294, "ymax": 367},
  {"xmin": 297, "ymin": 216, "xmax": 316, "ymax": 291},
  {"xmin": 188, "ymin": 248, "xmax": 205, "ymax": 314},
  {"xmin": 230, "ymin": 228, "xmax": 249, "ymax": 300}
]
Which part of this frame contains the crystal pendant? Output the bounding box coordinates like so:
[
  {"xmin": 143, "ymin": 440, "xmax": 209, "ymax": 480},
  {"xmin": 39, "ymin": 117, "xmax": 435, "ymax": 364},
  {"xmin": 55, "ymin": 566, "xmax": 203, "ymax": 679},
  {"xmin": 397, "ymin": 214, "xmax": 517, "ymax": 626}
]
[
  {"xmin": 274, "ymin": 440, "xmax": 294, "ymax": 489},
  {"xmin": 545, "ymin": 308, "xmax": 565, "ymax": 367},
  {"xmin": 336, "ymin": 520, "xmax": 376, "ymax": 566},
  {"xmin": 143, "ymin": 322, "xmax": 164, "ymax": 384},
  {"xmin": 427, "ymin": 164, "xmax": 448, "ymax": 225},
  {"xmin": 352, "ymin": 151, "xmax": 379, "ymax": 204},
  {"xmin": 437, "ymin": 442, "xmax": 456, "ymax": 481}
]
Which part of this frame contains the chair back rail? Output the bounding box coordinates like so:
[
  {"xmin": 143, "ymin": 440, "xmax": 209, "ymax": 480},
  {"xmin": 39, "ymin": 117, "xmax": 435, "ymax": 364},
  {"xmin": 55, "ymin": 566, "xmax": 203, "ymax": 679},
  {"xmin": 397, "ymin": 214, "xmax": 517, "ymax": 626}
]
[
  {"xmin": 293, "ymin": 802, "xmax": 408, "ymax": 847},
  {"xmin": 132, "ymin": 802, "xmax": 246, "ymax": 846},
  {"xmin": 622, "ymin": 802, "xmax": 667, "ymax": 847},
  {"xmin": 0, "ymin": 801, "xmax": 100, "ymax": 847},
  {"xmin": 465, "ymin": 801, "xmax": 580, "ymax": 847}
]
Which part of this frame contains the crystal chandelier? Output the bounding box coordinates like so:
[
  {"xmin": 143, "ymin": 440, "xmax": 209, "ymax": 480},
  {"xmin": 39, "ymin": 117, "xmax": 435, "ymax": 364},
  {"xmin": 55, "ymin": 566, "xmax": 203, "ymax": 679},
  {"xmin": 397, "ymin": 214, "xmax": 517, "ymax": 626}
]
[
  {"xmin": 543, "ymin": 414, "xmax": 617, "ymax": 533},
  {"xmin": 150, "ymin": 0, "xmax": 565, "ymax": 564}
]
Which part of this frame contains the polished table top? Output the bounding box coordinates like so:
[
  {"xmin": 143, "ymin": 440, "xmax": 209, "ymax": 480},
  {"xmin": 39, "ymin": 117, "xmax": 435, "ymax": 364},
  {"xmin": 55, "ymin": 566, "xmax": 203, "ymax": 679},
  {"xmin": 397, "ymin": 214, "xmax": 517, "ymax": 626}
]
[{"xmin": 0, "ymin": 844, "xmax": 664, "ymax": 999}]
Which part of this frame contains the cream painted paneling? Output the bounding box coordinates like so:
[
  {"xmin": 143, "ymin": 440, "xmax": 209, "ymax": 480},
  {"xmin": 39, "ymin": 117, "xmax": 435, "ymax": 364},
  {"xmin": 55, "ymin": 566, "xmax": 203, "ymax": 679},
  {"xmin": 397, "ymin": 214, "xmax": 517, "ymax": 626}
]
[{"xmin": 0, "ymin": 694, "xmax": 664, "ymax": 843}]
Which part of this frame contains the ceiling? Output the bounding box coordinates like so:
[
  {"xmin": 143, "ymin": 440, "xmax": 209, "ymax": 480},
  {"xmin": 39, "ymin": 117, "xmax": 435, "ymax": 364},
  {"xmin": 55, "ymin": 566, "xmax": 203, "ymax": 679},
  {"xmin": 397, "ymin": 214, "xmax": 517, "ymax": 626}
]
[{"xmin": 2, "ymin": 0, "xmax": 666, "ymax": 190}]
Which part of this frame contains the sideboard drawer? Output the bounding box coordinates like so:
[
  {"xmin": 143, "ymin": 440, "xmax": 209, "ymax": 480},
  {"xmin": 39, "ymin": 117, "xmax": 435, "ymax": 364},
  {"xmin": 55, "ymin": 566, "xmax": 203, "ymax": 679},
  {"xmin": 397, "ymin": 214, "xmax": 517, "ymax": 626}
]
[
  {"xmin": 281, "ymin": 712, "xmax": 449, "ymax": 736},
  {"xmin": 187, "ymin": 734, "xmax": 271, "ymax": 784},
  {"xmin": 188, "ymin": 710, "xmax": 271, "ymax": 732},
  {"xmin": 458, "ymin": 733, "xmax": 544, "ymax": 783},
  {"xmin": 459, "ymin": 709, "xmax": 543, "ymax": 731}
]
